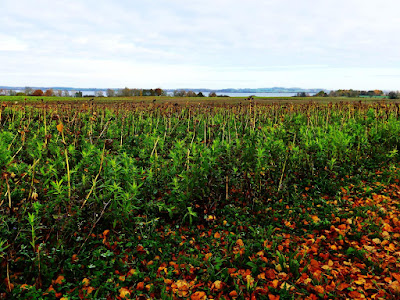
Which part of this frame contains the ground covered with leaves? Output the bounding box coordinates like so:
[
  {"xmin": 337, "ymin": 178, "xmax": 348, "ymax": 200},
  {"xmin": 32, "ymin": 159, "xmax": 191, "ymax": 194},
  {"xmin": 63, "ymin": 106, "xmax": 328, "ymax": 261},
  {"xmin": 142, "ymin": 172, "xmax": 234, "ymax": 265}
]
[{"xmin": 1, "ymin": 101, "xmax": 400, "ymax": 299}]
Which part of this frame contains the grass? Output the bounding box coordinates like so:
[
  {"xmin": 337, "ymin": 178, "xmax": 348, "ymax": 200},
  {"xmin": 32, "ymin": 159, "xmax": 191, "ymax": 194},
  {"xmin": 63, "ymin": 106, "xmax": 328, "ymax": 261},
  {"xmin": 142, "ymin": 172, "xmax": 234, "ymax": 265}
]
[{"xmin": 1, "ymin": 100, "xmax": 400, "ymax": 299}]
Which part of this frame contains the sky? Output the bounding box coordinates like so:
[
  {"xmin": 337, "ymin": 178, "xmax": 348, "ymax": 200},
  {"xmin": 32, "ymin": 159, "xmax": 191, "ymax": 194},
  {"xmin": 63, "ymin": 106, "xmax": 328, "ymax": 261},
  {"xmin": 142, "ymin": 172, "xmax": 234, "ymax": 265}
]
[{"xmin": 1, "ymin": 0, "xmax": 400, "ymax": 90}]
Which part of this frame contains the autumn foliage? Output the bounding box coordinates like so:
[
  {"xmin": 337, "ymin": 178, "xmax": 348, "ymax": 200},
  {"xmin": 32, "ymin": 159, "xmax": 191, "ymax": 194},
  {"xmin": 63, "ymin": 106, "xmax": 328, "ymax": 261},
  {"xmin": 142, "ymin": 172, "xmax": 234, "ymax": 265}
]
[{"xmin": 31, "ymin": 89, "xmax": 44, "ymax": 96}]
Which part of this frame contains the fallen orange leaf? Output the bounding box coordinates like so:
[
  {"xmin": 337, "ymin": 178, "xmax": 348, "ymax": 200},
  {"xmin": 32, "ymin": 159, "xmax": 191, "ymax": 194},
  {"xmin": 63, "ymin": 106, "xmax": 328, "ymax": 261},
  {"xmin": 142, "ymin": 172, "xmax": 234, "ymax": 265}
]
[
  {"xmin": 265, "ymin": 269, "xmax": 276, "ymax": 280},
  {"xmin": 212, "ymin": 280, "xmax": 224, "ymax": 291},
  {"xmin": 268, "ymin": 294, "xmax": 280, "ymax": 300},
  {"xmin": 271, "ymin": 280, "xmax": 279, "ymax": 289},
  {"xmin": 348, "ymin": 290, "xmax": 363, "ymax": 298},
  {"xmin": 71, "ymin": 254, "xmax": 78, "ymax": 263},
  {"xmin": 136, "ymin": 282, "xmax": 144, "ymax": 291},
  {"xmin": 229, "ymin": 290, "xmax": 238, "ymax": 298},
  {"xmin": 310, "ymin": 215, "xmax": 320, "ymax": 223},
  {"xmin": 204, "ymin": 253, "xmax": 212, "ymax": 261},
  {"xmin": 191, "ymin": 291, "xmax": 206, "ymax": 300},
  {"xmin": 54, "ymin": 275, "xmax": 65, "ymax": 285},
  {"xmin": 82, "ymin": 278, "xmax": 90, "ymax": 287},
  {"xmin": 119, "ymin": 287, "xmax": 130, "ymax": 298},
  {"xmin": 337, "ymin": 282, "xmax": 349, "ymax": 291},
  {"xmin": 314, "ymin": 285, "xmax": 324, "ymax": 294},
  {"xmin": 57, "ymin": 123, "xmax": 64, "ymax": 133},
  {"xmin": 236, "ymin": 239, "xmax": 244, "ymax": 247},
  {"xmin": 392, "ymin": 273, "xmax": 400, "ymax": 282},
  {"xmin": 83, "ymin": 286, "xmax": 95, "ymax": 295},
  {"xmin": 389, "ymin": 281, "xmax": 400, "ymax": 293}
]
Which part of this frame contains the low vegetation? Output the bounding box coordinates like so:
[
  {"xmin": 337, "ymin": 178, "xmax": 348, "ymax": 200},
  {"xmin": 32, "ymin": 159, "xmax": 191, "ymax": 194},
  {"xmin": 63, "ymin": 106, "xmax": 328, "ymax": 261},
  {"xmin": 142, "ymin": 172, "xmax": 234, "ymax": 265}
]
[{"xmin": 1, "ymin": 99, "xmax": 400, "ymax": 299}]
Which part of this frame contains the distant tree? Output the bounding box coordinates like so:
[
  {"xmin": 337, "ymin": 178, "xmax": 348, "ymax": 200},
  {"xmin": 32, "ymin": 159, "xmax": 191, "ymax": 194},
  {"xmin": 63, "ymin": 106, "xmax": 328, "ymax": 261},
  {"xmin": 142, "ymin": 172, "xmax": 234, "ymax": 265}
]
[
  {"xmin": 106, "ymin": 89, "xmax": 115, "ymax": 97},
  {"xmin": 173, "ymin": 90, "xmax": 186, "ymax": 97},
  {"xmin": 315, "ymin": 91, "xmax": 328, "ymax": 97},
  {"xmin": 143, "ymin": 89, "xmax": 155, "ymax": 96},
  {"xmin": 63, "ymin": 90, "xmax": 70, "ymax": 97},
  {"xmin": 132, "ymin": 89, "xmax": 142, "ymax": 96},
  {"xmin": 374, "ymin": 90, "xmax": 384, "ymax": 96},
  {"xmin": 16, "ymin": 92, "xmax": 26, "ymax": 96},
  {"xmin": 24, "ymin": 87, "xmax": 33, "ymax": 95},
  {"xmin": 8, "ymin": 90, "xmax": 16, "ymax": 96},
  {"xmin": 197, "ymin": 92, "xmax": 205, "ymax": 97},
  {"xmin": 32, "ymin": 89, "xmax": 44, "ymax": 96},
  {"xmin": 186, "ymin": 91, "xmax": 197, "ymax": 97},
  {"xmin": 388, "ymin": 91, "xmax": 399, "ymax": 99},
  {"xmin": 296, "ymin": 92, "xmax": 309, "ymax": 97},
  {"xmin": 95, "ymin": 91, "xmax": 104, "ymax": 97},
  {"xmin": 118, "ymin": 87, "xmax": 133, "ymax": 97},
  {"xmin": 208, "ymin": 92, "xmax": 217, "ymax": 97},
  {"xmin": 154, "ymin": 88, "xmax": 163, "ymax": 96},
  {"xmin": 44, "ymin": 89, "xmax": 54, "ymax": 97},
  {"xmin": 0, "ymin": 89, "xmax": 5, "ymax": 96},
  {"xmin": 55, "ymin": 90, "xmax": 63, "ymax": 97},
  {"xmin": 74, "ymin": 91, "xmax": 83, "ymax": 97}
]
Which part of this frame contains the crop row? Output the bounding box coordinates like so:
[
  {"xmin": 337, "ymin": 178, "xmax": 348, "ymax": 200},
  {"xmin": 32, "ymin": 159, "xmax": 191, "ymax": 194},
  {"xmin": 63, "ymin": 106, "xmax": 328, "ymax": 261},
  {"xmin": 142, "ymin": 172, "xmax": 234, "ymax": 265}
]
[{"xmin": 1, "ymin": 101, "xmax": 400, "ymax": 297}]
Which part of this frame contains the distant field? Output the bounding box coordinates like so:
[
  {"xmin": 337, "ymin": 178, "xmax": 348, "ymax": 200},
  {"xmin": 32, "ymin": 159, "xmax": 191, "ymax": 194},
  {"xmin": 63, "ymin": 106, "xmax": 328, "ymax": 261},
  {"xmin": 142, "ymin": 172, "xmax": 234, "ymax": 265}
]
[{"xmin": 0, "ymin": 95, "xmax": 396, "ymax": 105}]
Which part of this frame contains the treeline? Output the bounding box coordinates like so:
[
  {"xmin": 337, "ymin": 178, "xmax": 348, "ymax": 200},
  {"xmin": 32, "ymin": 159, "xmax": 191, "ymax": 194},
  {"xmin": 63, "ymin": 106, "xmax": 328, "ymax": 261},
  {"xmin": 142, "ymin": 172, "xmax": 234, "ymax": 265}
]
[
  {"xmin": 105, "ymin": 88, "xmax": 167, "ymax": 97},
  {"xmin": 307, "ymin": 89, "xmax": 385, "ymax": 97},
  {"xmin": 0, "ymin": 87, "xmax": 169, "ymax": 97},
  {"xmin": 0, "ymin": 88, "xmax": 70, "ymax": 97},
  {"xmin": 326, "ymin": 89, "xmax": 384, "ymax": 97},
  {"xmin": 311, "ymin": 89, "xmax": 399, "ymax": 98},
  {"xmin": 294, "ymin": 89, "xmax": 400, "ymax": 99},
  {"xmin": 0, "ymin": 87, "xmax": 228, "ymax": 98},
  {"xmin": 172, "ymin": 90, "xmax": 229, "ymax": 97}
]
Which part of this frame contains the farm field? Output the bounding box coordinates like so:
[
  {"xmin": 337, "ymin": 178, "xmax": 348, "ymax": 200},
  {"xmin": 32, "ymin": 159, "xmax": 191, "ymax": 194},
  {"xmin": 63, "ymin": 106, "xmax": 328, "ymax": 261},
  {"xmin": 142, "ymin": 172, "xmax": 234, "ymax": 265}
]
[
  {"xmin": 1, "ymin": 100, "xmax": 400, "ymax": 299},
  {"xmin": 0, "ymin": 95, "xmax": 396, "ymax": 105}
]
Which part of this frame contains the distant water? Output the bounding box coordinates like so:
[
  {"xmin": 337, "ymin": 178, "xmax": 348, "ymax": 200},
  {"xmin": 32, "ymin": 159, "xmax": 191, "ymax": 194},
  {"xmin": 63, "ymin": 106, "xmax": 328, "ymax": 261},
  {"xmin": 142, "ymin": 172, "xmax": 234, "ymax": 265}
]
[
  {"xmin": 81, "ymin": 91, "xmax": 316, "ymax": 97},
  {"xmin": 13, "ymin": 90, "xmax": 315, "ymax": 97},
  {"xmin": 201, "ymin": 92, "xmax": 317, "ymax": 97},
  {"xmin": 167, "ymin": 92, "xmax": 317, "ymax": 97}
]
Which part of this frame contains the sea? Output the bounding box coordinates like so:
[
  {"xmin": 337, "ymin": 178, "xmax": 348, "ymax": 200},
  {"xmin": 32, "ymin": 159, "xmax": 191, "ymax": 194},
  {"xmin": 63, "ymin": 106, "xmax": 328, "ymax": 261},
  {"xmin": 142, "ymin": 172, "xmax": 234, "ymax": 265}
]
[
  {"xmin": 196, "ymin": 92, "xmax": 317, "ymax": 97},
  {"xmin": 80, "ymin": 91, "xmax": 316, "ymax": 97},
  {"xmin": 11, "ymin": 89, "xmax": 315, "ymax": 97}
]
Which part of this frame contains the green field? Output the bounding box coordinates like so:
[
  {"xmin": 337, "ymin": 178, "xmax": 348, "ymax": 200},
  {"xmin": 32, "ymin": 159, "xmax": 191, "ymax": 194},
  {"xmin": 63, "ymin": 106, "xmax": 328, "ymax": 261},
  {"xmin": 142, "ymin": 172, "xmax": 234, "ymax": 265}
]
[{"xmin": 1, "ymin": 100, "xmax": 400, "ymax": 299}]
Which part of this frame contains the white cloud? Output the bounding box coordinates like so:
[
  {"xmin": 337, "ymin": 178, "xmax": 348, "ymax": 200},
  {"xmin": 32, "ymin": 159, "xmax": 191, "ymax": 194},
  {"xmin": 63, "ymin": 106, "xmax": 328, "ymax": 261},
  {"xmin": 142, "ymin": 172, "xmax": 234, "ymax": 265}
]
[
  {"xmin": 1, "ymin": 0, "xmax": 400, "ymax": 89},
  {"xmin": 0, "ymin": 35, "xmax": 28, "ymax": 51}
]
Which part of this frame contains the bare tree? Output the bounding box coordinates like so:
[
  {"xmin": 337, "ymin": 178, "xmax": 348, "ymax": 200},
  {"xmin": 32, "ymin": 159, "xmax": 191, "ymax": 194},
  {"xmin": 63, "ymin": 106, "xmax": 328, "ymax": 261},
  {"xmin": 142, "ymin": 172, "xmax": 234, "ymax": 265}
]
[
  {"xmin": 44, "ymin": 89, "xmax": 54, "ymax": 96},
  {"xmin": 118, "ymin": 87, "xmax": 133, "ymax": 97},
  {"xmin": 24, "ymin": 87, "xmax": 33, "ymax": 95},
  {"xmin": 173, "ymin": 90, "xmax": 186, "ymax": 97},
  {"xmin": 186, "ymin": 91, "xmax": 197, "ymax": 97},
  {"xmin": 95, "ymin": 90, "xmax": 104, "ymax": 97},
  {"xmin": 106, "ymin": 89, "xmax": 115, "ymax": 97}
]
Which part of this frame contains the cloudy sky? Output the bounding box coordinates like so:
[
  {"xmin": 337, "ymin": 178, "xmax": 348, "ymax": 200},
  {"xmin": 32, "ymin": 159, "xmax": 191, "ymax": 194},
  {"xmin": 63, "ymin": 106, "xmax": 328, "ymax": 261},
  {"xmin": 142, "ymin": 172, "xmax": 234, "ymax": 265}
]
[{"xmin": 1, "ymin": 0, "xmax": 400, "ymax": 90}]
